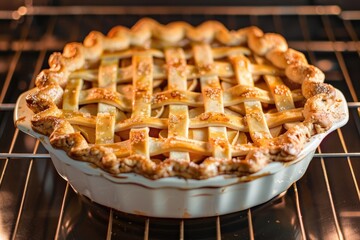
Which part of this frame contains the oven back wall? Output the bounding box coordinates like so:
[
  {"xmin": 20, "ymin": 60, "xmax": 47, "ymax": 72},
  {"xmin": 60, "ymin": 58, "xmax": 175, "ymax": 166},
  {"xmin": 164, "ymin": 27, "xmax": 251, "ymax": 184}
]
[{"xmin": 1, "ymin": 0, "xmax": 359, "ymax": 9}]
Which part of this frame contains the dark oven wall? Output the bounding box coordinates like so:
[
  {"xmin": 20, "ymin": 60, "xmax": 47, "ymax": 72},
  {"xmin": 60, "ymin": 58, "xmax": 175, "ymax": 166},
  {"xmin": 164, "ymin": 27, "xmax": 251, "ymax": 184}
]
[{"xmin": 1, "ymin": 0, "xmax": 360, "ymax": 10}]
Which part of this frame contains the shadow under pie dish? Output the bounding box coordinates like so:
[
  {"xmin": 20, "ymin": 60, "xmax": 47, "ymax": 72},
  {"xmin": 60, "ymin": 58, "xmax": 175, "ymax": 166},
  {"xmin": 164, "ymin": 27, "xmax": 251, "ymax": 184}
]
[{"xmin": 15, "ymin": 18, "xmax": 348, "ymax": 218}]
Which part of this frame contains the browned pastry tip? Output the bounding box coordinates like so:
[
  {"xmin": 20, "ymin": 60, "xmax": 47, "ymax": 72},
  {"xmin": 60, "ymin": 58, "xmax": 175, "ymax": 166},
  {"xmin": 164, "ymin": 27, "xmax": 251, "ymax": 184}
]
[
  {"xmin": 107, "ymin": 25, "xmax": 129, "ymax": 38},
  {"xmin": 303, "ymin": 93, "xmax": 335, "ymax": 133},
  {"xmin": 83, "ymin": 31, "xmax": 104, "ymax": 59},
  {"xmin": 276, "ymin": 123, "xmax": 312, "ymax": 157},
  {"xmin": 26, "ymin": 84, "xmax": 63, "ymax": 113},
  {"xmin": 50, "ymin": 132, "xmax": 84, "ymax": 152},
  {"xmin": 61, "ymin": 43, "xmax": 85, "ymax": 70},
  {"xmin": 127, "ymin": 18, "xmax": 158, "ymax": 46},
  {"xmin": 131, "ymin": 17, "xmax": 159, "ymax": 31},
  {"xmin": 106, "ymin": 26, "xmax": 132, "ymax": 51},
  {"xmin": 84, "ymin": 31, "xmax": 104, "ymax": 48},
  {"xmin": 153, "ymin": 22, "xmax": 189, "ymax": 44},
  {"xmin": 73, "ymin": 145, "xmax": 119, "ymax": 173},
  {"xmin": 35, "ymin": 69, "xmax": 61, "ymax": 88},
  {"xmin": 248, "ymin": 31, "xmax": 288, "ymax": 56},
  {"xmin": 244, "ymin": 149, "xmax": 270, "ymax": 172},
  {"xmin": 188, "ymin": 21, "xmax": 231, "ymax": 43},
  {"xmin": 31, "ymin": 116, "xmax": 60, "ymax": 135},
  {"xmin": 98, "ymin": 147, "xmax": 119, "ymax": 172},
  {"xmin": 285, "ymin": 63, "xmax": 325, "ymax": 85},
  {"xmin": 30, "ymin": 105, "xmax": 62, "ymax": 131},
  {"xmin": 47, "ymin": 43, "xmax": 84, "ymax": 74},
  {"xmin": 266, "ymin": 48, "xmax": 308, "ymax": 69},
  {"xmin": 247, "ymin": 122, "xmax": 312, "ymax": 164},
  {"xmin": 301, "ymin": 79, "xmax": 336, "ymax": 99}
]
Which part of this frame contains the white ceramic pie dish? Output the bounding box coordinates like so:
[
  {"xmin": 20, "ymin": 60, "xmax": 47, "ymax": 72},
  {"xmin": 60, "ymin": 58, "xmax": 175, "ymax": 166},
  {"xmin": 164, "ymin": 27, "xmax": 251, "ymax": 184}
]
[{"xmin": 14, "ymin": 88, "xmax": 348, "ymax": 218}]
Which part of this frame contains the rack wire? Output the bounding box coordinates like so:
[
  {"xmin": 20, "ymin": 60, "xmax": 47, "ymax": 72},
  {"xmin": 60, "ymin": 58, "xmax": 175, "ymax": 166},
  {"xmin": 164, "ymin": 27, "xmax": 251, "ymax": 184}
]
[{"xmin": 0, "ymin": 4, "xmax": 359, "ymax": 240}]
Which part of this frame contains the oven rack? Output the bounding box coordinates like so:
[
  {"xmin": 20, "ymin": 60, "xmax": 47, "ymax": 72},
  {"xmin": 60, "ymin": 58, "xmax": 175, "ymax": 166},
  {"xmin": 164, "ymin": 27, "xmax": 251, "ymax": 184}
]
[{"xmin": 0, "ymin": 5, "xmax": 359, "ymax": 240}]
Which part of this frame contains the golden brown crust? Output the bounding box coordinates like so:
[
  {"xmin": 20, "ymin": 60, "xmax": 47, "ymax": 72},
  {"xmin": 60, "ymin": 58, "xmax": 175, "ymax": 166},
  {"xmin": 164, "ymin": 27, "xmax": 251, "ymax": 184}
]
[
  {"xmin": 26, "ymin": 84, "xmax": 63, "ymax": 113},
  {"xmin": 248, "ymin": 31, "xmax": 288, "ymax": 56},
  {"xmin": 25, "ymin": 18, "xmax": 340, "ymax": 179},
  {"xmin": 285, "ymin": 63, "xmax": 325, "ymax": 85},
  {"xmin": 266, "ymin": 48, "xmax": 308, "ymax": 69}
]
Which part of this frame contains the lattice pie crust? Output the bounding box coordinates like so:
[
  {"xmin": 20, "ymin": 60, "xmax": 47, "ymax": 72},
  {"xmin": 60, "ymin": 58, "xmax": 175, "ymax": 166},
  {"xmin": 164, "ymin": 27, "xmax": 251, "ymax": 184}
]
[{"xmin": 26, "ymin": 18, "xmax": 341, "ymax": 179}]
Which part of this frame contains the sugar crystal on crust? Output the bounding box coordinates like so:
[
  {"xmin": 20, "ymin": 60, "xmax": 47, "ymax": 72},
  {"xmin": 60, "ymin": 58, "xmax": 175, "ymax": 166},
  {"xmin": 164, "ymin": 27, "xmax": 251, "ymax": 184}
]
[
  {"xmin": 204, "ymin": 87, "xmax": 221, "ymax": 100},
  {"xmin": 137, "ymin": 61, "xmax": 151, "ymax": 76},
  {"xmin": 130, "ymin": 130, "xmax": 146, "ymax": 144},
  {"xmin": 274, "ymin": 85, "xmax": 291, "ymax": 96}
]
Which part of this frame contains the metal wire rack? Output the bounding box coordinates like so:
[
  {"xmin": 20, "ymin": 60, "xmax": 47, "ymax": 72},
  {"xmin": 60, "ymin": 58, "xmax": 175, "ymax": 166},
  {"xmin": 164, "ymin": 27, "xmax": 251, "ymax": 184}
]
[{"xmin": 0, "ymin": 4, "xmax": 359, "ymax": 240}]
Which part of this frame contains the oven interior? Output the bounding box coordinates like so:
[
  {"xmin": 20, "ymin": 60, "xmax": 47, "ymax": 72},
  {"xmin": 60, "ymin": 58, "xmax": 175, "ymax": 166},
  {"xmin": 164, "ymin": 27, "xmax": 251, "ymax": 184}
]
[{"xmin": 0, "ymin": 2, "xmax": 359, "ymax": 240}]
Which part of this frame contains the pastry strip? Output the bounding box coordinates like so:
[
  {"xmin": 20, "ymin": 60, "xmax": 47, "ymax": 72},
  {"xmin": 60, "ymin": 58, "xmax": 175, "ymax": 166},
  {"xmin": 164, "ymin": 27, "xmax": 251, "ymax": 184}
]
[
  {"xmin": 130, "ymin": 54, "xmax": 153, "ymax": 157},
  {"xmin": 96, "ymin": 59, "xmax": 118, "ymax": 144},
  {"xmin": 252, "ymin": 52, "xmax": 297, "ymax": 112},
  {"xmin": 264, "ymin": 75, "xmax": 295, "ymax": 111},
  {"xmin": 193, "ymin": 44, "xmax": 230, "ymax": 159},
  {"xmin": 231, "ymin": 55, "xmax": 272, "ymax": 143},
  {"xmin": 63, "ymin": 78, "xmax": 83, "ymax": 111},
  {"xmin": 165, "ymin": 48, "xmax": 190, "ymax": 161}
]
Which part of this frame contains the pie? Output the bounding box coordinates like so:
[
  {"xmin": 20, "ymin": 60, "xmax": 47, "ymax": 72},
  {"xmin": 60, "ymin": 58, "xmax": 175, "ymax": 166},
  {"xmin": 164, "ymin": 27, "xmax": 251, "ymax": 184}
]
[{"xmin": 25, "ymin": 18, "xmax": 341, "ymax": 179}]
